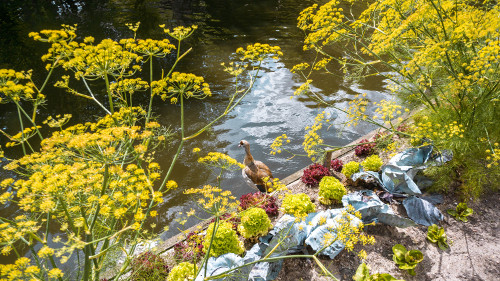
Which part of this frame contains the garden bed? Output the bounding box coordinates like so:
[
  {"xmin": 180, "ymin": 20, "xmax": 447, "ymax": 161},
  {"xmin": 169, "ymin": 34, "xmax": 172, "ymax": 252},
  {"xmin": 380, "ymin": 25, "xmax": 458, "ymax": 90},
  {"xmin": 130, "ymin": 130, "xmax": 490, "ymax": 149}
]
[
  {"xmin": 121, "ymin": 130, "xmax": 500, "ymax": 281},
  {"xmin": 272, "ymin": 143, "xmax": 500, "ymax": 280},
  {"xmin": 273, "ymin": 190, "xmax": 500, "ymax": 280}
]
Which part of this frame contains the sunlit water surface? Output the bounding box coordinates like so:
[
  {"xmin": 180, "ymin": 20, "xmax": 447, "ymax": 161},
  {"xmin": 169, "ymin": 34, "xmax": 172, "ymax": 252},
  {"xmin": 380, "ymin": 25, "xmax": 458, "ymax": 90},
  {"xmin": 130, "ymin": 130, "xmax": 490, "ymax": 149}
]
[{"xmin": 0, "ymin": 0, "xmax": 390, "ymax": 253}]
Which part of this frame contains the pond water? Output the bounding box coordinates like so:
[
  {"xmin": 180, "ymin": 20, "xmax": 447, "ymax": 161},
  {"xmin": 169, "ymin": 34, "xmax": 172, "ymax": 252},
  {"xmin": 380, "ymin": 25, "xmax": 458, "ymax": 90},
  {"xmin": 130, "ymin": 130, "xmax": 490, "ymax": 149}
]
[{"xmin": 0, "ymin": 0, "xmax": 389, "ymax": 244}]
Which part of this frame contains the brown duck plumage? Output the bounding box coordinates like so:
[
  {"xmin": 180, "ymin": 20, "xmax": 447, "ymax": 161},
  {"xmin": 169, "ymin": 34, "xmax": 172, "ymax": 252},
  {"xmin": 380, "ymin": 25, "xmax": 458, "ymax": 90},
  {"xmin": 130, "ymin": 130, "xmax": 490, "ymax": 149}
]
[{"xmin": 239, "ymin": 140, "xmax": 273, "ymax": 193}]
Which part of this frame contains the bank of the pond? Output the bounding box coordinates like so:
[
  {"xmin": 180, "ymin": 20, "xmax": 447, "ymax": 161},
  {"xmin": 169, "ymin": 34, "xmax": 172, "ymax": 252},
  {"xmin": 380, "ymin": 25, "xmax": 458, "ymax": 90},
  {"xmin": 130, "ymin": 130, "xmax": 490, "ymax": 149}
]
[
  {"xmin": 102, "ymin": 114, "xmax": 500, "ymax": 281},
  {"xmin": 155, "ymin": 129, "xmax": 382, "ymax": 254}
]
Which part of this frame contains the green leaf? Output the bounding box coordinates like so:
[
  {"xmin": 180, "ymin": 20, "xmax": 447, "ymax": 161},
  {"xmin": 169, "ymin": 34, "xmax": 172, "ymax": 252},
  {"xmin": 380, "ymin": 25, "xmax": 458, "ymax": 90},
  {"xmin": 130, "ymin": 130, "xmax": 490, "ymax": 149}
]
[
  {"xmin": 392, "ymin": 245, "xmax": 423, "ymax": 276},
  {"xmin": 427, "ymin": 237, "xmax": 438, "ymax": 243},
  {"xmin": 438, "ymin": 240, "xmax": 448, "ymax": 250},
  {"xmin": 461, "ymin": 207, "xmax": 473, "ymax": 217},
  {"xmin": 407, "ymin": 250, "xmax": 424, "ymax": 264},
  {"xmin": 353, "ymin": 263, "xmax": 370, "ymax": 281},
  {"xmin": 408, "ymin": 268, "xmax": 416, "ymax": 276},
  {"xmin": 370, "ymin": 273, "xmax": 405, "ymax": 281},
  {"xmin": 448, "ymin": 203, "xmax": 473, "ymax": 222},
  {"xmin": 456, "ymin": 202, "xmax": 468, "ymax": 212},
  {"xmin": 427, "ymin": 224, "xmax": 450, "ymax": 250},
  {"xmin": 392, "ymin": 244, "xmax": 407, "ymax": 261},
  {"xmin": 398, "ymin": 263, "xmax": 416, "ymax": 270}
]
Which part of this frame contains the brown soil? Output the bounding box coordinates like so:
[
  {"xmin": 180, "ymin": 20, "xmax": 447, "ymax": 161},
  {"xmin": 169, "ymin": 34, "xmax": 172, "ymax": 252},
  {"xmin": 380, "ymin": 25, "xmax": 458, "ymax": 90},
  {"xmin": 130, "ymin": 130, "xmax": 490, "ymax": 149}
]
[
  {"xmin": 274, "ymin": 190, "xmax": 500, "ymax": 281},
  {"xmin": 159, "ymin": 136, "xmax": 500, "ymax": 281},
  {"xmin": 273, "ymin": 145, "xmax": 500, "ymax": 281}
]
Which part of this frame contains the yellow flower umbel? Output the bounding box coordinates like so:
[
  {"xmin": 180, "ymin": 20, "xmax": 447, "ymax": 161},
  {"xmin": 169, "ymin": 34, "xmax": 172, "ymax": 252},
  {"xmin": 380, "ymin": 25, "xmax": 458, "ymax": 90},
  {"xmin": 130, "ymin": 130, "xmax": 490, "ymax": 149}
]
[
  {"xmin": 270, "ymin": 134, "xmax": 290, "ymax": 156},
  {"xmin": 123, "ymin": 38, "xmax": 176, "ymax": 58},
  {"xmin": 198, "ymin": 152, "xmax": 245, "ymax": 171},
  {"xmin": 2, "ymin": 126, "xmax": 41, "ymax": 148},
  {"xmin": 322, "ymin": 205, "xmax": 375, "ymax": 255},
  {"xmin": 0, "ymin": 69, "xmax": 38, "ymax": 104},
  {"xmin": 409, "ymin": 117, "xmax": 464, "ymax": 147},
  {"xmin": 43, "ymin": 114, "xmax": 72, "ymax": 128},
  {"xmin": 373, "ymin": 99, "xmax": 407, "ymax": 126},
  {"xmin": 303, "ymin": 111, "xmax": 328, "ymax": 162},
  {"xmin": 159, "ymin": 72, "xmax": 211, "ymax": 104},
  {"xmin": 0, "ymin": 107, "xmax": 169, "ymax": 272},
  {"xmin": 345, "ymin": 94, "xmax": 368, "ymax": 127},
  {"xmin": 184, "ymin": 185, "xmax": 239, "ymax": 217},
  {"xmin": 161, "ymin": 24, "xmax": 198, "ymax": 41},
  {"xmin": 0, "ymin": 257, "xmax": 43, "ymax": 280},
  {"xmin": 293, "ymin": 79, "xmax": 313, "ymax": 97},
  {"xmin": 291, "ymin": 62, "xmax": 310, "ymax": 74},
  {"xmin": 486, "ymin": 143, "xmax": 500, "ymax": 169},
  {"xmin": 236, "ymin": 43, "xmax": 283, "ymax": 62},
  {"xmin": 29, "ymin": 24, "xmax": 78, "ymax": 69},
  {"xmin": 64, "ymin": 38, "xmax": 141, "ymax": 79}
]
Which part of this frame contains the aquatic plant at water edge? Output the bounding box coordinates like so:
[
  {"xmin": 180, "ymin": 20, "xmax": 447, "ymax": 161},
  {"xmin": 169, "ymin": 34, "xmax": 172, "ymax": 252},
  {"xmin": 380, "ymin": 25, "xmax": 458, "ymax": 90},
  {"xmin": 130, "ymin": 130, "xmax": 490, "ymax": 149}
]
[
  {"xmin": 318, "ymin": 176, "xmax": 346, "ymax": 205},
  {"xmin": 237, "ymin": 207, "xmax": 272, "ymax": 239},
  {"xmin": 447, "ymin": 202, "xmax": 473, "ymax": 222},
  {"xmin": 392, "ymin": 244, "xmax": 424, "ymax": 276},
  {"xmin": 427, "ymin": 224, "xmax": 449, "ymax": 250},
  {"xmin": 130, "ymin": 251, "xmax": 170, "ymax": 281}
]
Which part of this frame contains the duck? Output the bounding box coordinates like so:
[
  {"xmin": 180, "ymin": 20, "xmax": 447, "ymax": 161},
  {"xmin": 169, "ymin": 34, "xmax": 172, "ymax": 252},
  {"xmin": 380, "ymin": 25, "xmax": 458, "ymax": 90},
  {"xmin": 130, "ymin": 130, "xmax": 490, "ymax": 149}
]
[{"xmin": 238, "ymin": 140, "xmax": 273, "ymax": 193}]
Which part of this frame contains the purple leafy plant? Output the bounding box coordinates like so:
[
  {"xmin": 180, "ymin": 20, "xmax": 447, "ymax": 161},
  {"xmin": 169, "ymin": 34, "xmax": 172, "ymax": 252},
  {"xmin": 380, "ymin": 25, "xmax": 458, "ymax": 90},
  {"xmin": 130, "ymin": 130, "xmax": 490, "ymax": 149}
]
[
  {"xmin": 330, "ymin": 159, "xmax": 344, "ymax": 172},
  {"xmin": 301, "ymin": 163, "xmax": 331, "ymax": 187},
  {"xmin": 239, "ymin": 192, "xmax": 279, "ymax": 217},
  {"xmin": 210, "ymin": 213, "xmax": 241, "ymax": 231},
  {"xmin": 355, "ymin": 139, "xmax": 375, "ymax": 156},
  {"xmin": 173, "ymin": 231, "xmax": 205, "ymax": 263},
  {"xmin": 130, "ymin": 251, "xmax": 169, "ymax": 281}
]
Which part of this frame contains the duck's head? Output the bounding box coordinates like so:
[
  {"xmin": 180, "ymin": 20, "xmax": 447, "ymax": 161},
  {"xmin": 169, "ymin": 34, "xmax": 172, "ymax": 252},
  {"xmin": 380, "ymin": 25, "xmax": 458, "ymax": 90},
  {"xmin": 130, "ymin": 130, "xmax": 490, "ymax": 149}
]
[{"xmin": 238, "ymin": 140, "xmax": 249, "ymax": 148}]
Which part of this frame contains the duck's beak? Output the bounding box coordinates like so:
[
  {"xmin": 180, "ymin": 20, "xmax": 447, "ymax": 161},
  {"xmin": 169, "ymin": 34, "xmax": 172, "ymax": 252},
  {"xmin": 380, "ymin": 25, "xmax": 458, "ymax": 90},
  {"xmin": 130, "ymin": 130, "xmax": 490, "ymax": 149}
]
[{"xmin": 238, "ymin": 143, "xmax": 242, "ymax": 147}]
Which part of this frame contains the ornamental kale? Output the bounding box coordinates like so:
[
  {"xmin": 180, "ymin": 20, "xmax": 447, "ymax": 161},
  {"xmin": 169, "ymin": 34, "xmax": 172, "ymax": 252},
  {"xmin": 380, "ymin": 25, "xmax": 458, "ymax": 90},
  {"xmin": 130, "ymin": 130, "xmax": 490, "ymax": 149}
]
[
  {"xmin": 361, "ymin": 155, "xmax": 383, "ymax": 172},
  {"xmin": 167, "ymin": 262, "xmax": 194, "ymax": 281},
  {"xmin": 238, "ymin": 207, "xmax": 272, "ymax": 239},
  {"xmin": 341, "ymin": 161, "xmax": 360, "ymax": 179},
  {"xmin": 318, "ymin": 176, "xmax": 347, "ymax": 205},
  {"xmin": 204, "ymin": 221, "xmax": 244, "ymax": 257},
  {"xmin": 281, "ymin": 193, "xmax": 316, "ymax": 219}
]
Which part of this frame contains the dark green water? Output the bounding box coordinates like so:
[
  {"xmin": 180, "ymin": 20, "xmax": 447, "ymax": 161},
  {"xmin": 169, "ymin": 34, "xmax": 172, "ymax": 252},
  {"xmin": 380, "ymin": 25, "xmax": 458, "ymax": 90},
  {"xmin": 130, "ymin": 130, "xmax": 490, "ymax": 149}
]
[{"xmin": 0, "ymin": 0, "xmax": 388, "ymax": 247}]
